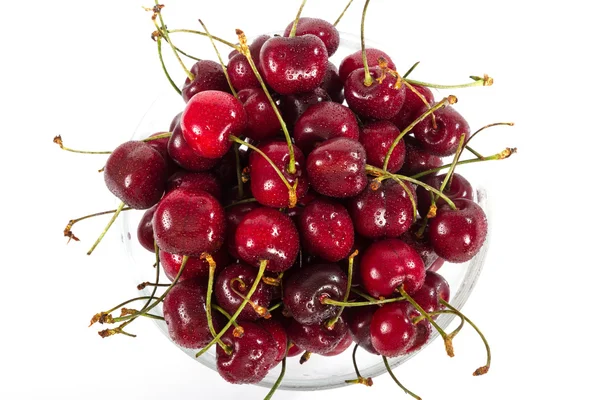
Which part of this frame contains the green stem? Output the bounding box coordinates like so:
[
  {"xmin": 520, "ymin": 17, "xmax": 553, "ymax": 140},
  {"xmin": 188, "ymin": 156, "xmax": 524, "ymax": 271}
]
[
  {"xmin": 334, "ymin": 0, "xmax": 355, "ymax": 26},
  {"xmin": 153, "ymin": 3, "xmax": 194, "ymax": 81},
  {"xmin": 234, "ymin": 143, "xmax": 244, "ymax": 199},
  {"xmin": 382, "ymin": 356, "xmax": 421, "ymax": 400},
  {"xmin": 326, "ymin": 250, "xmax": 358, "ymax": 329},
  {"xmin": 142, "ymin": 132, "xmax": 173, "ymax": 142},
  {"xmin": 350, "ymin": 288, "xmax": 378, "ymax": 302},
  {"xmin": 360, "ymin": 0, "xmax": 373, "ymax": 86},
  {"xmin": 403, "ymin": 61, "xmax": 420, "ymax": 78},
  {"xmin": 461, "ymin": 122, "xmax": 515, "ymax": 161},
  {"xmin": 167, "ymin": 29, "xmax": 238, "ymax": 49},
  {"xmin": 156, "ymin": 36, "xmax": 181, "ymax": 95},
  {"xmin": 206, "ymin": 254, "xmax": 231, "ymax": 353},
  {"xmin": 268, "ymin": 302, "xmax": 283, "ymax": 313},
  {"xmin": 410, "ymin": 148, "xmax": 517, "ymax": 179},
  {"xmin": 53, "ymin": 136, "xmax": 111, "ymax": 154},
  {"xmin": 87, "ymin": 202, "xmax": 125, "ymax": 255},
  {"xmin": 211, "ymin": 304, "xmax": 240, "ymax": 329},
  {"xmin": 433, "ymin": 134, "xmax": 466, "ymax": 213},
  {"xmin": 173, "ymin": 45, "xmax": 201, "ymax": 61},
  {"xmin": 198, "ymin": 19, "xmax": 237, "ymax": 98},
  {"xmin": 322, "ymin": 296, "xmax": 405, "ymax": 307},
  {"xmin": 405, "ymin": 74, "xmax": 493, "ymax": 89},
  {"xmin": 345, "ymin": 344, "xmax": 373, "ymax": 386},
  {"xmin": 264, "ymin": 343, "xmax": 289, "ymax": 400},
  {"xmin": 466, "ymin": 145, "xmax": 484, "ymax": 159},
  {"xmin": 289, "ymin": 0, "xmax": 308, "ymax": 37}
]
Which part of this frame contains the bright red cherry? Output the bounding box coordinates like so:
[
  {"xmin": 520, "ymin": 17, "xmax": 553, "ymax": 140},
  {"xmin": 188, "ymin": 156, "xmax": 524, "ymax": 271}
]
[
  {"xmin": 359, "ymin": 120, "xmax": 406, "ymax": 173},
  {"xmin": 338, "ymin": 48, "xmax": 395, "ymax": 82},
  {"xmin": 345, "ymin": 67, "xmax": 406, "ymax": 120},
  {"xmin": 237, "ymin": 88, "xmax": 281, "ymax": 141},
  {"xmin": 411, "ymin": 270, "xmax": 450, "ymax": 316},
  {"xmin": 227, "ymin": 53, "xmax": 260, "ymax": 91},
  {"xmin": 225, "ymin": 202, "xmax": 262, "ymax": 260},
  {"xmin": 160, "ymin": 246, "xmax": 229, "ymax": 282},
  {"xmin": 347, "ymin": 306, "xmax": 379, "ymax": 354},
  {"xmin": 167, "ymin": 124, "xmax": 219, "ymax": 172},
  {"xmin": 182, "ymin": 60, "xmax": 230, "ymax": 103},
  {"xmin": 370, "ymin": 302, "xmax": 416, "ymax": 357},
  {"xmin": 412, "ymin": 106, "xmax": 470, "ymax": 156},
  {"xmin": 284, "ymin": 17, "xmax": 340, "ymax": 56}
]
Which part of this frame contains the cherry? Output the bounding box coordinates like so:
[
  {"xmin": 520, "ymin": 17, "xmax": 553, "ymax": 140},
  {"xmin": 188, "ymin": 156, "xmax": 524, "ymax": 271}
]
[
  {"xmin": 306, "ymin": 137, "xmax": 368, "ymax": 198},
  {"xmin": 347, "ymin": 306, "xmax": 379, "ymax": 354},
  {"xmin": 169, "ymin": 111, "xmax": 183, "ymax": 132},
  {"xmin": 153, "ymin": 188, "xmax": 226, "ymax": 256},
  {"xmin": 160, "ymin": 246, "xmax": 229, "ymax": 282},
  {"xmin": 215, "ymin": 263, "xmax": 272, "ymax": 321},
  {"xmin": 395, "ymin": 301, "xmax": 431, "ymax": 354},
  {"xmin": 227, "ymin": 53, "xmax": 260, "ymax": 91},
  {"xmin": 167, "ymin": 124, "xmax": 219, "ymax": 172},
  {"xmin": 259, "ymin": 35, "xmax": 328, "ymax": 95},
  {"xmin": 249, "ymin": 140, "xmax": 308, "ymax": 208},
  {"xmin": 344, "ymin": 66, "xmax": 406, "ymax": 120},
  {"xmin": 104, "ymin": 141, "xmax": 168, "ymax": 209},
  {"xmin": 165, "ymin": 170, "xmax": 221, "ymax": 200},
  {"xmin": 284, "ymin": 17, "xmax": 340, "ymax": 56},
  {"xmin": 359, "ymin": 120, "xmax": 406, "ymax": 173},
  {"xmin": 283, "ymin": 263, "xmax": 348, "ymax": 325},
  {"xmin": 258, "ymin": 318, "xmax": 288, "ymax": 367},
  {"xmin": 369, "ymin": 302, "xmax": 416, "ymax": 357},
  {"xmin": 235, "ymin": 207, "xmax": 300, "ymax": 272},
  {"xmin": 212, "ymin": 145, "xmax": 249, "ymax": 190},
  {"xmin": 389, "ymin": 84, "xmax": 434, "ymax": 132},
  {"xmin": 293, "ymin": 102, "xmax": 360, "ymax": 154},
  {"xmin": 180, "ymin": 90, "xmax": 247, "ymax": 159},
  {"xmin": 411, "ymin": 271, "xmax": 450, "ymax": 316},
  {"xmin": 348, "ymin": 179, "xmax": 416, "ymax": 239},
  {"xmin": 286, "ymin": 343, "xmax": 303, "ymax": 357},
  {"xmin": 137, "ymin": 205, "xmax": 157, "ymax": 253},
  {"xmin": 428, "ymin": 257, "xmax": 445, "ymax": 272},
  {"xmin": 416, "ymin": 173, "xmax": 474, "ymax": 218},
  {"xmin": 286, "ymin": 316, "xmax": 348, "ymax": 355},
  {"xmin": 322, "ymin": 331, "xmax": 353, "ymax": 356},
  {"xmin": 225, "ymin": 202, "xmax": 262, "ymax": 260},
  {"xmin": 320, "ymin": 61, "xmax": 344, "ymax": 103},
  {"xmin": 279, "ymin": 87, "xmax": 331, "ymax": 127},
  {"xmin": 298, "ymin": 198, "xmax": 354, "ymax": 262},
  {"xmin": 360, "ymin": 238, "xmax": 425, "ymax": 298},
  {"xmin": 412, "ymin": 106, "xmax": 470, "ymax": 156},
  {"xmin": 237, "ymin": 88, "xmax": 281, "ymax": 141},
  {"xmin": 398, "ymin": 136, "xmax": 443, "ymax": 177},
  {"xmin": 338, "ymin": 48, "xmax": 395, "ymax": 82},
  {"xmin": 182, "ymin": 60, "xmax": 230, "ymax": 103},
  {"xmin": 147, "ymin": 132, "xmax": 178, "ymax": 175},
  {"xmin": 400, "ymin": 222, "xmax": 439, "ymax": 269},
  {"xmin": 428, "ymin": 198, "xmax": 488, "ymax": 263},
  {"xmin": 163, "ymin": 278, "xmax": 223, "ymax": 349},
  {"xmin": 216, "ymin": 321, "xmax": 278, "ymax": 384}
]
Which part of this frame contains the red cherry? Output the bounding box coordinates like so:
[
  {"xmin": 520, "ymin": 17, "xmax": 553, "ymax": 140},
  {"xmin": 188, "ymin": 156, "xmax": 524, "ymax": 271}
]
[
  {"xmin": 284, "ymin": 17, "xmax": 340, "ymax": 56},
  {"xmin": 416, "ymin": 173, "xmax": 474, "ymax": 218},
  {"xmin": 225, "ymin": 202, "xmax": 262, "ymax": 260},
  {"xmin": 167, "ymin": 124, "xmax": 220, "ymax": 172},
  {"xmin": 389, "ymin": 84, "xmax": 434, "ymax": 132},
  {"xmin": 147, "ymin": 132, "xmax": 178, "ymax": 176},
  {"xmin": 286, "ymin": 343, "xmax": 303, "ymax": 357},
  {"xmin": 227, "ymin": 53, "xmax": 260, "ymax": 91},
  {"xmin": 359, "ymin": 120, "xmax": 406, "ymax": 173},
  {"xmin": 182, "ymin": 60, "xmax": 230, "ymax": 103},
  {"xmin": 165, "ymin": 170, "xmax": 221, "ymax": 200},
  {"xmin": 411, "ymin": 270, "xmax": 450, "ymax": 316},
  {"xmin": 321, "ymin": 61, "xmax": 344, "ymax": 103},
  {"xmin": 345, "ymin": 67, "xmax": 406, "ymax": 120},
  {"xmin": 347, "ymin": 306, "xmax": 379, "ymax": 354},
  {"xmin": 286, "ymin": 317, "xmax": 348, "ymax": 355},
  {"xmin": 137, "ymin": 205, "xmax": 157, "ymax": 252},
  {"xmin": 412, "ymin": 106, "xmax": 470, "ymax": 156},
  {"xmin": 280, "ymin": 87, "xmax": 331, "ymax": 127},
  {"xmin": 258, "ymin": 318, "xmax": 288, "ymax": 368},
  {"xmin": 160, "ymin": 246, "xmax": 229, "ymax": 282},
  {"xmin": 237, "ymin": 88, "xmax": 281, "ymax": 141},
  {"xmin": 370, "ymin": 302, "xmax": 416, "ymax": 357},
  {"xmin": 322, "ymin": 332, "xmax": 353, "ymax": 356},
  {"xmin": 398, "ymin": 136, "xmax": 443, "ymax": 177},
  {"xmin": 338, "ymin": 48, "xmax": 395, "ymax": 82},
  {"xmin": 215, "ymin": 263, "xmax": 272, "ymax": 321},
  {"xmin": 400, "ymin": 222, "xmax": 439, "ymax": 269}
]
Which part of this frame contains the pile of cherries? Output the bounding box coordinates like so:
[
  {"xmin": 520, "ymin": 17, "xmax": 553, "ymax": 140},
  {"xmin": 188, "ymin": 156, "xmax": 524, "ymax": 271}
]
[{"xmin": 60, "ymin": 1, "xmax": 515, "ymax": 398}]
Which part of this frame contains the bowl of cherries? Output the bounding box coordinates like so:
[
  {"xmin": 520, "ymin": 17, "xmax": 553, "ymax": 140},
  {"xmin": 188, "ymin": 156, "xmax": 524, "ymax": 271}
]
[{"xmin": 57, "ymin": 0, "xmax": 516, "ymax": 397}]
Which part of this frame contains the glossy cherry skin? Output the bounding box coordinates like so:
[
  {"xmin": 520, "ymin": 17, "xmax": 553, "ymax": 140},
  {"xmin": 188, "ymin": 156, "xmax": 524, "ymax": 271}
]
[
  {"xmin": 323, "ymin": 332, "xmax": 353, "ymax": 356},
  {"xmin": 235, "ymin": 207, "xmax": 300, "ymax": 272},
  {"xmin": 321, "ymin": 61, "xmax": 344, "ymax": 103},
  {"xmin": 389, "ymin": 85, "xmax": 434, "ymax": 132},
  {"xmin": 237, "ymin": 88, "xmax": 281, "ymax": 141},
  {"xmin": 398, "ymin": 136, "xmax": 443, "ymax": 177},
  {"xmin": 370, "ymin": 302, "xmax": 416, "ymax": 357},
  {"xmin": 293, "ymin": 102, "xmax": 360, "ymax": 154},
  {"xmin": 153, "ymin": 188, "xmax": 226, "ymax": 255},
  {"xmin": 181, "ymin": 90, "xmax": 247, "ymax": 159},
  {"xmin": 345, "ymin": 67, "xmax": 406, "ymax": 120},
  {"xmin": 249, "ymin": 140, "xmax": 308, "ymax": 208},
  {"xmin": 400, "ymin": 222, "xmax": 439, "ymax": 269},
  {"xmin": 182, "ymin": 60, "xmax": 230, "ymax": 103},
  {"xmin": 160, "ymin": 246, "xmax": 229, "ymax": 282},
  {"xmin": 167, "ymin": 123, "xmax": 219, "ymax": 172},
  {"xmin": 259, "ymin": 35, "xmax": 328, "ymax": 95},
  {"xmin": 411, "ymin": 270, "xmax": 450, "ymax": 316},
  {"xmin": 147, "ymin": 132, "xmax": 178, "ymax": 176},
  {"xmin": 104, "ymin": 141, "xmax": 168, "ymax": 209},
  {"xmin": 137, "ymin": 205, "xmax": 157, "ymax": 252},
  {"xmin": 225, "ymin": 202, "xmax": 262, "ymax": 260},
  {"xmin": 428, "ymin": 198, "xmax": 487, "ymax": 263},
  {"xmin": 416, "ymin": 173, "xmax": 474, "ymax": 218},
  {"xmin": 338, "ymin": 48, "xmax": 396, "ymax": 82},
  {"xmin": 412, "ymin": 106, "xmax": 470, "ymax": 156},
  {"xmin": 286, "ymin": 316, "xmax": 348, "ymax": 355},
  {"xmin": 283, "ymin": 263, "xmax": 348, "ymax": 325},
  {"xmin": 349, "ymin": 179, "xmax": 416, "ymax": 239},
  {"xmin": 163, "ymin": 278, "xmax": 223, "ymax": 349},
  {"xmin": 216, "ymin": 321, "xmax": 278, "ymax": 384},
  {"xmin": 347, "ymin": 306, "xmax": 379, "ymax": 354},
  {"xmin": 360, "ymin": 239, "xmax": 426, "ymax": 297},
  {"xmin": 359, "ymin": 120, "xmax": 406, "ymax": 173},
  {"xmin": 258, "ymin": 318, "xmax": 288, "ymax": 368},
  {"xmin": 227, "ymin": 53, "xmax": 260, "ymax": 91},
  {"xmin": 280, "ymin": 87, "xmax": 331, "ymax": 127},
  {"xmin": 306, "ymin": 137, "xmax": 368, "ymax": 198},
  {"xmin": 165, "ymin": 171, "xmax": 221, "ymax": 200},
  {"xmin": 215, "ymin": 263, "xmax": 272, "ymax": 321},
  {"xmin": 396, "ymin": 301, "xmax": 431, "ymax": 354},
  {"xmin": 284, "ymin": 17, "xmax": 340, "ymax": 56}
]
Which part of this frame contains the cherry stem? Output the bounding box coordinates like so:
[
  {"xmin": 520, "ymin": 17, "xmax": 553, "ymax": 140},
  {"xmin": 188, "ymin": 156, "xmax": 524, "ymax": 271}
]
[
  {"xmin": 429, "ymin": 134, "xmax": 466, "ymax": 217},
  {"xmin": 205, "ymin": 254, "xmax": 232, "ymax": 353},
  {"xmin": 289, "ymin": 0, "xmax": 308, "ymax": 38},
  {"xmin": 321, "ymin": 295, "xmax": 405, "ymax": 308},
  {"xmin": 229, "ymin": 135, "xmax": 297, "ymax": 208},
  {"xmin": 166, "ymin": 29, "xmax": 238, "ymax": 49},
  {"xmin": 345, "ymin": 344, "xmax": 373, "ymax": 386},
  {"xmin": 399, "ymin": 286, "xmax": 454, "ymax": 357},
  {"xmin": 264, "ymin": 342, "xmax": 290, "ymax": 400},
  {"xmin": 403, "ymin": 61, "xmax": 420, "ymax": 78},
  {"xmin": 230, "ymin": 278, "xmax": 270, "ymax": 319},
  {"xmin": 382, "ymin": 356, "xmax": 421, "ymax": 400},
  {"xmin": 172, "ymin": 45, "xmax": 201, "ymax": 61},
  {"xmin": 405, "ymin": 74, "xmax": 493, "ymax": 89},
  {"xmin": 89, "ymin": 296, "xmax": 160, "ymax": 327},
  {"xmin": 268, "ymin": 302, "xmax": 283, "ymax": 313},
  {"xmin": 137, "ymin": 282, "xmax": 169, "ymax": 290},
  {"xmin": 326, "ymin": 250, "xmax": 359, "ymax": 329},
  {"xmin": 196, "ymin": 260, "xmax": 268, "ymax": 358},
  {"xmin": 386, "ymin": 175, "xmax": 417, "ymax": 221},
  {"xmin": 155, "ymin": 36, "xmax": 182, "ymax": 95},
  {"xmin": 152, "ymin": 3, "xmax": 194, "ymax": 81},
  {"xmin": 87, "ymin": 202, "xmax": 125, "ymax": 255},
  {"xmin": 350, "ymin": 287, "xmax": 378, "ymax": 302},
  {"xmin": 143, "ymin": 132, "xmax": 173, "ymax": 142},
  {"xmin": 53, "ymin": 135, "xmax": 111, "ymax": 155},
  {"xmin": 211, "ymin": 304, "xmax": 240, "ymax": 329},
  {"xmin": 462, "ymin": 122, "xmax": 515, "ymax": 160},
  {"xmin": 360, "ymin": 0, "xmax": 373, "ymax": 86},
  {"xmin": 234, "ymin": 143, "xmax": 244, "ymax": 199},
  {"xmin": 300, "ymin": 351, "xmax": 312, "ymax": 364},
  {"xmin": 224, "ymin": 197, "xmax": 258, "ymax": 209},
  {"xmin": 235, "ymin": 29, "xmax": 297, "ymax": 176},
  {"xmin": 334, "ymin": 0, "xmax": 355, "ymax": 26},
  {"xmin": 198, "ymin": 19, "xmax": 237, "ymax": 98},
  {"xmin": 382, "ymin": 96, "xmax": 456, "ymax": 172},
  {"xmin": 439, "ymin": 299, "xmax": 491, "ymax": 376},
  {"xmin": 64, "ymin": 206, "xmax": 132, "ymax": 243},
  {"xmin": 466, "ymin": 145, "xmax": 484, "ymax": 159}
]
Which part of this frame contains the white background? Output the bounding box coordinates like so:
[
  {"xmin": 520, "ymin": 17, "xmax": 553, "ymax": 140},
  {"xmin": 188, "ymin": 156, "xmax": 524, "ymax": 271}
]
[{"xmin": 1, "ymin": 0, "xmax": 598, "ymax": 399}]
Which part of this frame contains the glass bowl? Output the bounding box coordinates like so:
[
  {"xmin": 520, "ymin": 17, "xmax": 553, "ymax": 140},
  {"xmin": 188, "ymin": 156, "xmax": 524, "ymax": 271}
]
[{"xmin": 119, "ymin": 31, "xmax": 490, "ymax": 391}]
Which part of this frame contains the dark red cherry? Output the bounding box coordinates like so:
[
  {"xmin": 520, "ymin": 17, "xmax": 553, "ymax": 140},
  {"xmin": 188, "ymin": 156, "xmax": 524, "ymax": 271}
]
[
  {"xmin": 137, "ymin": 205, "xmax": 157, "ymax": 252},
  {"xmin": 416, "ymin": 173, "xmax": 474, "ymax": 218},
  {"xmin": 395, "ymin": 301, "xmax": 431, "ymax": 354},
  {"xmin": 167, "ymin": 124, "xmax": 219, "ymax": 172},
  {"xmin": 398, "ymin": 136, "xmax": 443, "ymax": 176},
  {"xmin": 412, "ymin": 106, "xmax": 470, "ymax": 156},
  {"xmin": 182, "ymin": 60, "xmax": 230, "ymax": 103},
  {"xmin": 428, "ymin": 198, "xmax": 488, "ymax": 263},
  {"xmin": 163, "ymin": 278, "xmax": 223, "ymax": 349},
  {"xmin": 225, "ymin": 202, "xmax": 262, "ymax": 260},
  {"xmin": 258, "ymin": 318, "xmax": 288, "ymax": 368},
  {"xmin": 215, "ymin": 263, "xmax": 272, "ymax": 321},
  {"xmin": 279, "ymin": 87, "xmax": 331, "ymax": 127},
  {"xmin": 237, "ymin": 88, "xmax": 281, "ymax": 141},
  {"xmin": 360, "ymin": 238, "xmax": 425, "ymax": 297},
  {"xmin": 411, "ymin": 270, "xmax": 450, "ymax": 316},
  {"xmin": 286, "ymin": 316, "xmax": 348, "ymax": 355},
  {"xmin": 212, "ymin": 145, "xmax": 250, "ymax": 189},
  {"xmin": 338, "ymin": 48, "xmax": 395, "ymax": 82},
  {"xmin": 283, "ymin": 263, "xmax": 348, "ymax": 325},
  {"xmin": 284, "ymin": 17, "xmax": 340, "ymax": 56},
  {"xmin": 180, "ymin": 90, "xmax": 247, "ymax": 159},
  {"xmin": 370, "ymin": 302, "xmax": 416, "ymax": 357},
  {"xmin": 166, "ymin": 170, "xmax": 221, "ymax": 200},
  {"xmin": 169, "ymin": 111, "xmax": 183, "ymax": 131},
  {"xmin": 400, "ymin": 222, "xmax": 439, "ymax": 269},
  {"xmin": 287, "ymin": 343, "xmax": 303, "ymax": 357},
  {"xmin": 147, "ymin": 132, "xmax": 178, "ymax": 175},
  {"xmin": 160, "ymin": 246, "xmax": 229, "ymax": 282},
  {"xmin": 322, "ymin": 331, "xmax": 353, "ymax": 356},
  {"xmin": 153, "ymin": 188, "xmax": 226, "ymax": 255},
  {"xmin": 345, "ymin": 67, "xmax": 406, "ymax": 120},
  {"xmin": 359, "ymin": 120, "xmax": 406, "ymax": 173},
  {"xmin": 227, "ymin": 53, "xmax": 260, "ymax": 91},
  {"xmin": 235, "ymin": 207, "xmax": 300, "ymax": 272},
  {"xmin": 321, "ymin": 61, "xmax": 344, "ymax": 103},
  {"xmin": 429, "ymin": 257, "xmax": 445, "ymax": 272},
  {"xmin": 347, "ymin": 306, "xmax": 379, "ymax": 354},
  {"xmin": 104, "ymin": 141, "xmax": 168, "ymax": 209},
  {"xmin": 259, "ymin": 35, "xmax": 328, "ymax": 95},
  {"xmin": 306, "ymin": 137, "xmax": 368, "ymax": 198},
  {"xmin": 216, "ymin": 321, "xmax": 278, "ymax": 384},
  {"xmin": 348, "ymin": 179, "xmax": 416, "ymax": 239},
  {"xmin": 249, "ymin": 141, "xmax": 308, "ymax": 208},
  {"xmin": 389, "ymin": 85, "xmax": 434, "ymax": 132},
  {"xmin": 299, "ymin": 198, "xmax": 354, "ymax": 262},
  {"xmin": 293, "ymin": 102, "xmax": 360, "ymax": 154}
]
